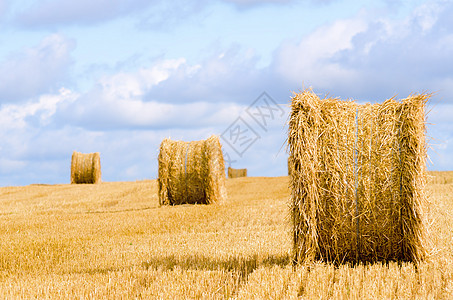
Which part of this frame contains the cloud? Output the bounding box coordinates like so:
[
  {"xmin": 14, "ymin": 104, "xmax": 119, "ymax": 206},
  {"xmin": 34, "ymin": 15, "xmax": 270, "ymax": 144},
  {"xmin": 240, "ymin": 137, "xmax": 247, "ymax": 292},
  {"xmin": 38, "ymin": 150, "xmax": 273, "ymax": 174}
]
[
  {"xmin": 15, "ymin": 0, "xmax": 155, "ymax": 27},
  {"xmin": 0, "ymin": 85, "xmax": 248, "ymax": 185},
  {"xmin": 270, "ymin": 0, "xmax": 453, "ymax": 171},
  {"xmin": 12, "ymin": 0, "xmax": 314, "ymax": 29},
  {"xmin": 145, "ymin": 46, "xmax": 285, "ymax": 104},
  {"xmin": 137, "ymin": 0, "xmax": 210, "ymax": 30},
  {"xmin": 223, "ymin": 0, "xmax": 292, "ymax": 7},
  {"xmin": 274, "ymin": 0, "xmax": 453, "ymax": 101},
  {"xmin": 274, "ymin": 16, "xmax": 367, "ymax": 94},
  {"xmin": 332, "ymin": 1, "xmax": 453, "ymax": 100},
  {"xmin": 0, "ymin": 34, "xmax": 75, "ymax": 103},
  {"xmin": 0, "ymin": 125, "xmax": 105, "ymax": 186},
  {"xmin": 14, "ymin": 0, "xmax": 211, "ymax": 29},
  {"xmin": 0, "ymin": 0, "xmax": 8, "ymax": 16},
  {"xmin": 0, "ymin": 88, "xmax": 79, "ymax": 185},
  {"xmin": 53, "ymin": 58, "xmax": 247, "ymax": 131},
  {"xmin": 58, "ymin": 95, "xmax": 244, "ymax": 131},
  {"xmin": 222, "ymin": 0, "xmax": 340, "ymax": 8},
  {"xmin": 0, "ymin": 88, "xmax": 77, "ymax": 131},
  {"xmin": 4, "ymin": 0, "xmax": 453, "ymax": 186},
  {"xmin": 51, "ymin": 45, "xmax": 291, "ymax": 132}
]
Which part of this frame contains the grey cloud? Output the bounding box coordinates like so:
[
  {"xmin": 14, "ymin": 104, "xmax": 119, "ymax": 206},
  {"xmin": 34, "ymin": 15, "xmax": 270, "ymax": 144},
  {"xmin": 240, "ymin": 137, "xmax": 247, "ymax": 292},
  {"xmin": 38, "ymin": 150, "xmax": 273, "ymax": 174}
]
[
  {"xmin": 272, "ymin": 1, "xmax": 453, "ymax": 102},
  {"xmin": 329, "ymin": 2, "xmax": 453, "ymax": 101},
  {"xmin": 222, "ymin": 0, "xmax": 340, "ymax": 8},
  {"xmin": 223, "ymin": 0, "xmax": 292, "ymax": 6},
  {"xmin": 51, "ymin": 44, "xmax": 292, "ymax": 132},
  {"xmin": 15, "ymin": 0, "xmax": 155, "ymax": 28},
  {"xmin": 137, "ymin": 0, "xmax": 208, "ymax": 30},
  {"xmin": 12, "ymin": 0, "xmax": 326, "ymax": 29},
  {"xmin": 14, "ymin": 0, "xmax": 210, "ymax": 29},
  {"xmin": 144, "ymin": 46, "xmax": 285, "ymax": 105},
  {"xmin": 0, "ymin": 0, "xmax": 8, "ymax": 16}
]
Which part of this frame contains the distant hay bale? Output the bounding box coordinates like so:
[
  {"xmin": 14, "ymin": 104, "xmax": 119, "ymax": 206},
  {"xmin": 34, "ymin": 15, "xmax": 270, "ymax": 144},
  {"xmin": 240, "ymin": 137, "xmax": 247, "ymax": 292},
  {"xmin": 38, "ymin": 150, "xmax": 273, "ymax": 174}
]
[
  {"xmin": 287, "ymin": 157, "xmax": 292, "ymax": 176},
  {"xmin": 158, "ymin": 135, "xmax": 227, "ymax": 205},
  {"xmin": 288, "ymin": 89, "xmax": 429, "ymax": 265},
  {"xmin": 228, "ymin": 167, "xmax": 247, "ymax": 178},
  {"xmin": 70, "ymin": 151, "xmax": 101, "ymax": 184},
  {"xmin": 427, "ymin": 171, "xmax": 453, "ymax": 184}
]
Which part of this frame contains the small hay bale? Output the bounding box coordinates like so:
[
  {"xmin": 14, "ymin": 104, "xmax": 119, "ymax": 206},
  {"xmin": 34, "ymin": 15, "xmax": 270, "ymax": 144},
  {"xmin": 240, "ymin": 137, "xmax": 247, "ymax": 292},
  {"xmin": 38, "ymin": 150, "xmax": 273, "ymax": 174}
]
[
  {"xmin": 228, "ymin": 167, "xmax": 247, "ymax": 178},
  {"xmin": 288, "ymin": 88, "xmax": 429, "ymax": 265},
  {"xmin": 70, "ymin": 151, "xmax": 101, "ymax": 184},
  {"xmin": 158, "ymin": 135, "xmax": 227, "ymax": 205}
]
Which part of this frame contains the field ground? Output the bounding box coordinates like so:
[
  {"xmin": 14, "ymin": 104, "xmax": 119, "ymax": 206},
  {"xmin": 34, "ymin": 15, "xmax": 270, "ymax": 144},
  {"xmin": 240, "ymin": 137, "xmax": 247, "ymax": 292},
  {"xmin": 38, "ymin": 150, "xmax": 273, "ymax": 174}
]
[{"xmin": 0, "ymin": 172, "xmax": 452, "ymax": 299}]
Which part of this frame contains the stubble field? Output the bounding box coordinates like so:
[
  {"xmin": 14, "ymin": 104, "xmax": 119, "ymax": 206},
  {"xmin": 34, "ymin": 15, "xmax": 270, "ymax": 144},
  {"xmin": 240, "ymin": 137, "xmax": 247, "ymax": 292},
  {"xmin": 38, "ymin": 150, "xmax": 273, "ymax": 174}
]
[{"xmin": 0, "ymin": 172, "xmax": 452, "ymax": 299}]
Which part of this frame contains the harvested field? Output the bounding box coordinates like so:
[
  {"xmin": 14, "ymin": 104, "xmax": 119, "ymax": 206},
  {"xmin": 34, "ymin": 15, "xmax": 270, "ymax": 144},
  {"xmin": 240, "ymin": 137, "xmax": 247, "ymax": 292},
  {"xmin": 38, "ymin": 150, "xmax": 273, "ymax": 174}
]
[{"xmin": 0, "ymin": 173, "xmax": 451, "ymax": 298}]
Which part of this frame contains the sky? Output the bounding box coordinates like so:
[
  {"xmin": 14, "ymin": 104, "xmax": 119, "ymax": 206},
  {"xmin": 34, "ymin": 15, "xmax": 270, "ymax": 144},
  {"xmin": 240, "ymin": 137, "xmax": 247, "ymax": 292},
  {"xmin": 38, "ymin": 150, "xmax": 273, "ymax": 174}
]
[{"xmin": 0, "ymin": 0, "xmax": 452, "ymax": 186}]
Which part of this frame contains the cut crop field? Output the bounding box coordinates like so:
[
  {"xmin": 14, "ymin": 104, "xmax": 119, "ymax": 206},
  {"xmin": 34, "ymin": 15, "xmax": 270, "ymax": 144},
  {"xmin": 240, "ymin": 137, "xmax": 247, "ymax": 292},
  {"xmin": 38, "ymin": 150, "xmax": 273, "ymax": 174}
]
[{"xmin": 0, "ymin": 173, "xmax": 452, "ymax": 299}]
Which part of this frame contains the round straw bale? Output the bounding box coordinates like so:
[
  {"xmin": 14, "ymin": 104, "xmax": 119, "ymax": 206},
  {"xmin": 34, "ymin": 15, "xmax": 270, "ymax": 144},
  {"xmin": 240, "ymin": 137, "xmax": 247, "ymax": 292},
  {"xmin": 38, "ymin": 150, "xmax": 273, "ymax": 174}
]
[
  {"xmin": 288, "ymin": 88, "xmax": 429, "ymax": 265},
  {"xmin": 228, "ymin": 167, "xmax": 247, "ymax": 178},
  {"xmin": 71, "ymin": 151, "xmax": 102, "ymax": 184},
  {"xmin": 158, "ymin": 135, "xmax": 227, "ymax": 205}
]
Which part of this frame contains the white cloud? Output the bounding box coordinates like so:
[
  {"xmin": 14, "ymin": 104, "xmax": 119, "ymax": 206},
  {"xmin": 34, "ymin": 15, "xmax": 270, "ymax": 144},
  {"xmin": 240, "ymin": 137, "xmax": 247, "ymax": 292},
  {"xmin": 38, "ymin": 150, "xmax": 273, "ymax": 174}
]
[
  {"xmin": 270, "ymin": 0, "xmax": 453, "ymax": 171},
  {"xmin": 273, "ymin": 0, "xmax": 453, "ymax": 101},
  {"xmin": 97, "ymin": 58, "xmax": 186, "ymax": 100},
  {"xmin": 0, "ymin": 88, "xmax": 79, "ymax": 185},
  {"xmin": 53, "ymin": 57, "xmax": 246, "ymax": 130},
  {"xmin": 410, "ymin": 0, "xmax": 445, "ymax": 33},
  {"xmin": 0, "ymin": 34, "xmax": 74, "ymax": 103},
  {"xmin": 0, "ymin": 88, "xmax": 77, "ymax": 129},
  {"xmin": 61, "ymin": 95, "xmax": 244, "ymax": 130},
  {"xmin": 274, "ymin": 16, "xmax": 367, "ymax": 89}
]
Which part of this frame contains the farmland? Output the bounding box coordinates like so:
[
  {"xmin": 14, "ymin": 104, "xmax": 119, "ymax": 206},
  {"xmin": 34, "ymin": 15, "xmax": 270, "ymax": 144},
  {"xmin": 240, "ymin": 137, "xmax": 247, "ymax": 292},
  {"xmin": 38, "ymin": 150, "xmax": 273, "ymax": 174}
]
[{"xmin": 0, "ymin": 173, "xmax": 452, "ymax": 298}]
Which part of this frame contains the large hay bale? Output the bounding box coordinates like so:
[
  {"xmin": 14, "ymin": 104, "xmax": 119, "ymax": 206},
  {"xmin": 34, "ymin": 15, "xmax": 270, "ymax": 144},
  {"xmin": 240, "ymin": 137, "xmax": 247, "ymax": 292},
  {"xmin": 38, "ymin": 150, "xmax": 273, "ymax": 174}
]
[
  {"xmin": 71, "ymin": 151, "xmax": 101, "ymax": 184},
  {"xmin": 228, "ymin": 167, "xmax": 247, "ymax": 178},
  {"xmin": 288, "ymin": 89, "xmax": 428, "ymax": 264},
  {"xmin": 158, "ymin": 135, "xmax": 227, "ymax": 205}
]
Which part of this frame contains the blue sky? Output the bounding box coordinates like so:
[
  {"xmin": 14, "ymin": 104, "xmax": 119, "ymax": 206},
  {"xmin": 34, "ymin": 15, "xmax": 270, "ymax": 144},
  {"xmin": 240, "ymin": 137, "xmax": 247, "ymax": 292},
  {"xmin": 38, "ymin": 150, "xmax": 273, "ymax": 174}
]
[{"xmin": 0, "ymin": 0, "xmax": 452, "ymax": 186}]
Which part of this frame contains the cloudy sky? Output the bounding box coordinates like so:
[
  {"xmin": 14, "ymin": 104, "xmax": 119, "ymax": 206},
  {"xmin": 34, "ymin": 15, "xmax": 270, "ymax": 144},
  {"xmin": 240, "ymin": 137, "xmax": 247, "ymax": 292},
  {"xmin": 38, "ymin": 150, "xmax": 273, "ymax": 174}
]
[{"xmin": 0, "ymin": 0, "xmax": 452, "ymax": 186}]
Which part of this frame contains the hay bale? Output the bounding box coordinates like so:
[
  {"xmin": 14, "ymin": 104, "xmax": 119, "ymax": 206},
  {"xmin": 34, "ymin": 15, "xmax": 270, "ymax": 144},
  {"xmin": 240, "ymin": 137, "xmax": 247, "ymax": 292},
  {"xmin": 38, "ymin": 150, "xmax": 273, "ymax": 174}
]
[
  {"xmin": 287, "ymin": 157, "xmax": 292, "ymax": 176},
  {"xmin": 228, "ymin": 167, "xmax": 247, "ymax": 178},
  {"xmin": 158, "ymin": 135, "xmax": 227, "ymax": 205},
  {"xmin": 288, "ymin": 89, "xmax": 429, "ymax": 264},
  {"xmin": 70, "ymin": 151, "xmax": 101, "ymax": 184}
]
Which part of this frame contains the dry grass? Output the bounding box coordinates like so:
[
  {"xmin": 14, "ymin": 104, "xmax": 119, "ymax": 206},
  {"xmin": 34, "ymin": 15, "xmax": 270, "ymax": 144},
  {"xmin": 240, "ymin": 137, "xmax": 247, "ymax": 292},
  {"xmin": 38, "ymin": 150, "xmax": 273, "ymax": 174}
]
[{"xmin": 0, "ymin": 172, "xmax": 452, "ymax": 298}]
